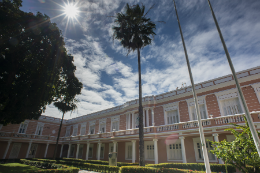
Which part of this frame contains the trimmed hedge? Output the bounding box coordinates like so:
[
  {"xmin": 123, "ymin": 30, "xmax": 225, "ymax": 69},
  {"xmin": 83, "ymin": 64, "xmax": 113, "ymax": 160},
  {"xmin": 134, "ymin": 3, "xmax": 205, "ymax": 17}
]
[
  {"xmin": 20, "ymin": 159, "xmax": 79, "ymax": 173},
  {"xmin": 146, "ymin": 163, "xmax": 236, "ymax": 173},
  {"xmin": 120, "ymin": 166, "xmax": 208, "ymax": 173}
]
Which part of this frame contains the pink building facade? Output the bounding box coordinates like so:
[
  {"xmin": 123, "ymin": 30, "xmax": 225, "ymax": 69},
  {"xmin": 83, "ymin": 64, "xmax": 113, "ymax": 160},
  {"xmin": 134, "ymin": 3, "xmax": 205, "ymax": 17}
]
[{"xmin": 1, "ymin": 66, "xmax": 260, "ymax": 164}]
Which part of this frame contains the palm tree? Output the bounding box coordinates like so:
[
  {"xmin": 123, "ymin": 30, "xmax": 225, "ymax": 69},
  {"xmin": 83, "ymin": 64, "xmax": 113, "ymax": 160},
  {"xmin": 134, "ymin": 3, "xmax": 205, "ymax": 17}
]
[{"xmin": 112, "ymin": 3, "xmax": 156, "ymax": 166}]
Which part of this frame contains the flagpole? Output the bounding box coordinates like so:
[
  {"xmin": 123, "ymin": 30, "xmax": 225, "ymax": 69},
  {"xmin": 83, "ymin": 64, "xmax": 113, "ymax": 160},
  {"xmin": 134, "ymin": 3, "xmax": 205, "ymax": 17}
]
[
  {"xmin": 207, "ymin": 0, "xmax": 260, "ymax": 156},
  {"xmin": 172, "ymin": 1, "xmax": 211, "ymax": 172}
]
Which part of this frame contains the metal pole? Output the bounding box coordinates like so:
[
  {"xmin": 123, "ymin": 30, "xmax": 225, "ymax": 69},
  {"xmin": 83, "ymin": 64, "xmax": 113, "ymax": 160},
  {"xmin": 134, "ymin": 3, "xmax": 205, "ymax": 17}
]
[
  {"xmin": 172, "ymin": 1, "xmax": 211, "ymax": 172},
  {"xmin": 207, "ymin": 0, "xmax": 260, "ymax": 156}
]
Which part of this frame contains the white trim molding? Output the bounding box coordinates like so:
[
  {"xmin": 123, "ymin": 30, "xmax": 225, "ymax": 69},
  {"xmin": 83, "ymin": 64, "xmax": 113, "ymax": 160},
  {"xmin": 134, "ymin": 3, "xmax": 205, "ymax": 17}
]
[
  {"xmin": 162, "ymin": 102, "xmax": 180, "ymax": 125},
  {"xmin": 251, "ymin": 83, "xmax": 260, "ymax": 104},
  {"xmin": 186, "ymin": 96, "xmax": 208, "ymax": 121}
]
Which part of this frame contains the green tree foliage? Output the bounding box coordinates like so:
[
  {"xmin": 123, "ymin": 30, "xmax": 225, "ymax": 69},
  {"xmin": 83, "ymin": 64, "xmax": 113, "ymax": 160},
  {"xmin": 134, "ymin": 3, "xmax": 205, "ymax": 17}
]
[
  {"xmin": 0, "ymin": 0, "xmax": 83, "ymax": 125},
  {"xmin": 210, "ymin": 116, "xmax": 260, "ymax": 173},
  {"xmin": 112, "ymin": 3, "xmax": 156, "ymax": 166}
]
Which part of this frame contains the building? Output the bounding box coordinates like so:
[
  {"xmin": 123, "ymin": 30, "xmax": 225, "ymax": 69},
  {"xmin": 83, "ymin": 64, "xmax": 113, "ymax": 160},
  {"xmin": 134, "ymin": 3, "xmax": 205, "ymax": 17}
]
[{"xmin": 1, "ymin": 66, "xmax": 260, "ymax": 164}]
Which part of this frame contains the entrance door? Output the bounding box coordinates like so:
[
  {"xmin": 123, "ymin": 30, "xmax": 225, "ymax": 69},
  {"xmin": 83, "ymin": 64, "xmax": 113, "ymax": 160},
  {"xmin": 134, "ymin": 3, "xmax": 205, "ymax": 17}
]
[{"xmin": 28, "ymin": 144, "xmax": 38, "ymax": 158}]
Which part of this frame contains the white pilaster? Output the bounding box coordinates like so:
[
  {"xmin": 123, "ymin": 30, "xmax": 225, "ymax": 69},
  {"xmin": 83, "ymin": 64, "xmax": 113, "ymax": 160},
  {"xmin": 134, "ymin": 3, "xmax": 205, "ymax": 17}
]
[
  {"xmin": 3, "ymin": 139, "xmax": 12, "ymax": 159},
  {"xmin": 153, "ymin": 139, "xmax": 158, "ymax": 164},
  {"xmin": 26, "ymin": 141, "xmax": 32, "ymax": 158},
  {"xmin": 143, "ymin": 110, "xmax": 145, "ymax": 127},
  {"xmin": 151, "ymin": 108, "xmax": 155, "ymax": 126},
  {"xmin": 131, "ymin": 140, "xmax": 136, "ymax": 163},
  {"xmin": 86, "ymin": 143, "xmax": 90, "ymax": 160},
  {"xmin": 213, "ymin": 133, "xmax": 224, "ymax": 164},
  {"xmin": 146, "ymin": 109, "xmax": 149, "ymax": 127},
  {"xmin": 76, "ymin": 143, "xmax": 80, "ymax": 159},
  {"xmin": 97, "ymin": 142, "xmax": 101, "ymax": 160},
  {"xmin": 44, "ymin": 143, "xmax": 49, "ymax": 158},
  {"xmin": 60, "ymin": 144, "xmax": 64, "ymax": 158},
  {"xmin": 113, "ymin": 141, "xmax": 117, "ymax": 152},
  {"xmin": 132, "ymin": 113, "xmax": 135, "ymax": 129},
  {"xmin": 67, "ymin": 143, "xmax": 71, "ymax": 158},
  {"xmin": 179, "ymin": 136, "xmax": 187, "ymax": 163}
]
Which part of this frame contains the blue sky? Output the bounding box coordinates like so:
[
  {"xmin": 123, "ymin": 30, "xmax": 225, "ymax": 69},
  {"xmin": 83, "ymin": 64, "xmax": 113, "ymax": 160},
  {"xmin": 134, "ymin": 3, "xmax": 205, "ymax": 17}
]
[{"xmin": 21, "ymin": 0, "xmax": 260, "ymax": 119}]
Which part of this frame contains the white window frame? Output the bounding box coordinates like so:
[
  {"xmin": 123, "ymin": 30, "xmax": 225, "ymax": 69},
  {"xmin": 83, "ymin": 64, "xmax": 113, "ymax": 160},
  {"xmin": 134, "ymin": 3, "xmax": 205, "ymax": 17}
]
[
  {"xmin": 251, "ymin": 83, "xmax": 260, "ymax": 104},
  {"xmin": 125, "ymin": 142, "xmax": 133, "ymax": 160},
  {"xmin": 109, "ymin": 143, "xmax": 118, "ymax": 153},
  {"xmin": 88, "ymin": 144, "xmax": 94, "ymax": 158},
  {"xmin": 89, "ymin": 121, "xmax": 96, "ymax": 134},
  {"xmin": 186, "ymin": 96, "xmax": 208, "ymax": 121},
  {"xmin": 162, "ymin": 102, "xmax": 180, "ymax": 125},
  {"xmin": 18, "ymin": 121, "xmax": 29, "ymax": 134},
  {"xmin": 28, "ymin": 144, "xmax": 38, "ymax": 158},
  {"xmin": 226, "ymin": 135, "xmax": 236, "ymax": 142},
  {"xmin": 9, "ymin": 143, "xmax": 22, "ymax": 159},
  {"xmin": 69, "ymin": 145, "xmax": 75, "ymax": 157},
  {"xmin": 78, "ymin": 144, "xmax": 84, "ymax": 158},
  {"xmin": 72, "ymin": 124, "xmax": 78, "ymax": 136},
  {"xmin": 80, "ymin": 123, "xmax": 86, "ymax": 135},
  {"xmin": 65, "ymin": 126, "xmax": 71, "ymax": 137},
  {"xmin": 215, "ymin": 88, "xmax": 244, "ymax": 117},
  {"xmin": 192, "ymin": 137, "xmax": 217, "ymax": 162},
  {"xmin": 96, "ymin": 143, "xmax": 105, "ymax": 159},
  {"xmin": 166, "ymin": 140, "xmax": 182, "ymax": 161},
  {"xmin": 35, "ymin": 122, "xmax": 44, "ymax": 135},
  {"xmin": 144, "ymin": 141, "xmax": 154, "ymax": 161},
  {"xmin": 0, "ymin": 124, "xmax": 3, "ymax": 131},
  {"xmin": 99, "ymin": 119, "xmax": 106, "ymax": 134},
  {"xmin": 111, "ymin": 115, "xmax": 120, "ymax": 132}
]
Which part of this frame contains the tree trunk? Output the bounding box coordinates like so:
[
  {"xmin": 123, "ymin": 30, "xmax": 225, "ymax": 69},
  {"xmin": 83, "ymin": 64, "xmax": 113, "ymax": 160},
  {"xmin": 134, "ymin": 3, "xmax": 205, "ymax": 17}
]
[
  {"xmin": 53, "ymin": 112, "xmax": 65, "ymax": 159},
  {"xmin": 137, "ymin": 48, "xmax": 145, "ymax": 166}
]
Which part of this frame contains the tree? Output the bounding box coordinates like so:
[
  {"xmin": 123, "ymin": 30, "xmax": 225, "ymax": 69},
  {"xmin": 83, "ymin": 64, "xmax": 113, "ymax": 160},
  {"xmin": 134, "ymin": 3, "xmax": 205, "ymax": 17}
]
[
  {"xmin": 210, "ymin": 116, "xmax": 260, "ymax": 173},
  {"xmin": 0, "ymin": 0, "xmax": 83, "ymax": 125},
  {"xmin": 112, "ymin": 3, "xmax": 156, "ymax": 166}
]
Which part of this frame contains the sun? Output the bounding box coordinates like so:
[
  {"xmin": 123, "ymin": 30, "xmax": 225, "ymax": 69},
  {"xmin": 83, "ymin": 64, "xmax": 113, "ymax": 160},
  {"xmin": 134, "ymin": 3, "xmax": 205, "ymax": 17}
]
[{"xmin": 64, "ymin": 3, "xmax": 79, "ymax": 19}]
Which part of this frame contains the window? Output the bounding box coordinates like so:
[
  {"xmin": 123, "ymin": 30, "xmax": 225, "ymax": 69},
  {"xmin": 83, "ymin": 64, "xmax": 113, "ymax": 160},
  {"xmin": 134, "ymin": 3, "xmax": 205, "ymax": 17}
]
[
  {"xmin": 193, "ymin": 137, "xmax": 216, "ymax": 162},
  {"xmin": 99, "ymin": 119, "xmax": 106, "ymax": 133},
  {"xmin": 72, "ymin": 125, "xmax": 78, "ymax": 136},
  {"xmin": 80, "ymin": 123, "xmax": 86, "ymax": 135},
  {"xmin": 69, "ymin": 145, "xmax": 75, "ymax": 157},
  {"xmin": 65, "ymin": 126, "xmax": 71, "ymax": 137},
  {"xmin": 163, "ymin": 102, "xmax": 179, "ymax": 125},
  {"xmin": 221, "ymin": 98, "xmax": 242, "ymax": 116},
  {"xmin": 167, "ymin": 110, "xmax": 179, "ymax": 124},
  {"xmin": 28, "ymin": 144, "xmax": 38, "ymax": 158},
  {"xmin": 9, "ymin": 143, "xmax": 21, "ymax": 159},
  {"xmin": 35, "ymin": 123, "xmax": 44, "ymax": 135},
  {"xmin": 190, "ymin": 104, "xmax": 207, "ymax": 120},
  {"xmin": 89, "ymin": 125, "xmax": 95, "ymax": 134},
  {"xmin": 126, "ymin": 114, "xmax": 132, "ymax": 129},
  {"xmin": 18, "ymin": 121, "xmax": 28, "ymax": 134},
  {"xmin": 0, "ymin": 124, "xmax": 3, "ymax": 130},
  {"xmin": 125, "ymin": 142, "xmax": 133, "ymax": 160},
  {"xmin": 144, "ymin": 141, "xmax": 154, "ymax": 160},
  {"xmin": 109, "ymin": 143, "xmax": 118, "ymax": 153},
  {"xmin": 167, "ymin": 143, "xmax": 182, "ymax": 160},
  {"xmin": 97, "ymin": 144, "xmax": 105, "ymax": 159},
  {"xmin": 88, "ymin": 144, "xmax": 93, "ymax": 158},
  {"xmin": 251, "ymin": 83, "xmax": 260, "ymax": 104},
  {"xmin": 78, "ymin": 144, "xmax": 84, "ymax": 158},
  {"xmin": 111, "ymin": 115, "xmax": 120, "ymax": 131},
  {"xmin": 226, "ymin": 135, "xmax": 236, "ymax": 142}
]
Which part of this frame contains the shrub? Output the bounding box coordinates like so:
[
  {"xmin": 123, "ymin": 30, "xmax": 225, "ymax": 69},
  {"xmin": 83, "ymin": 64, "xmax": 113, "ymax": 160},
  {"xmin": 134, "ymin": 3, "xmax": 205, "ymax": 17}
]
[
  {"xmin": 120, "ymin": 166, "xmax": 208, "ymax": 173},
  {"xmin": 146, "ymin": 163, "xmax": 236, "ymax": 173}
]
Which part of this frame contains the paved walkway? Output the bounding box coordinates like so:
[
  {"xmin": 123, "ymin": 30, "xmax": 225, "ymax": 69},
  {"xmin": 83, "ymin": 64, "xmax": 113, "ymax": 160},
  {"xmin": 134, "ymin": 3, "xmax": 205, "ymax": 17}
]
[{"xmin": 79, "ymin": 170, "xmax": 99, "ymax": 173}]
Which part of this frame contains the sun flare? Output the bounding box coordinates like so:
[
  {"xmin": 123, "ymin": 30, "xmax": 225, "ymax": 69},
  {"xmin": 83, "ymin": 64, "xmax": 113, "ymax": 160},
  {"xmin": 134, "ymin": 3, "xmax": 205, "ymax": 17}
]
[{"xmin": 64, "ymin": 3, "xmax": 79, "ymax": 19}]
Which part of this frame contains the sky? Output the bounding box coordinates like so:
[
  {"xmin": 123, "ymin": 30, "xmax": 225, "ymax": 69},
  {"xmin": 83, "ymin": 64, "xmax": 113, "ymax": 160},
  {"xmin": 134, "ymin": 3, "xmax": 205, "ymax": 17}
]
[{"xmin": 20, "ymin": 0, "xmax": 260, "ymax": 120}]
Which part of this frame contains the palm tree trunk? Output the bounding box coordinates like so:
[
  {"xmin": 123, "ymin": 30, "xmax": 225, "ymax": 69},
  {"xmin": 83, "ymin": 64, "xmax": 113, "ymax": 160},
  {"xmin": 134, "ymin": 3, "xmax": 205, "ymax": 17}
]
[
  {"xmin": 137, "ymin": 48, "xmax": 145, "ymax": 166},
  {"xmin": 53, "ymin": 112, "xmax": 65, "ymax": 159}
]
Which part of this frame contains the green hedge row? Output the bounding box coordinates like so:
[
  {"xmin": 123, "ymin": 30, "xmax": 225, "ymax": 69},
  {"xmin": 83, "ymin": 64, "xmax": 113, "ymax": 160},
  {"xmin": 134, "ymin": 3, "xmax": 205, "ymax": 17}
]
[
  {"xmin": 146, "ymin": 163, "xmax": 236, "ymax": 173},
  {"xmin": 120, "ymin": 166, "xmax": 210, "ymax": 173},
  {"xmin": 20, "ymin": 159, "xmax": 79, "ymax": 173},
  {"xmin": 62, "ymin": 158, "xmax": 139, "ymax": 167}
]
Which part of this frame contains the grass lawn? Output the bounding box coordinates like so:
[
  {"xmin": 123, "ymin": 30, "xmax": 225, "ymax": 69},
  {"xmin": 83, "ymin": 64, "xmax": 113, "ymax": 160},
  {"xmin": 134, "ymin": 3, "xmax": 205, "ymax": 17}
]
[{"xmin": 0, "ymin": 163, "xmax": 40, "ymax": 173}]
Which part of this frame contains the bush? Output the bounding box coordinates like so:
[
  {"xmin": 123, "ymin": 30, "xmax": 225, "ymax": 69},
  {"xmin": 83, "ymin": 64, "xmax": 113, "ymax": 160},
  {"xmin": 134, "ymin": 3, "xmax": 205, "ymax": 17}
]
[
  {"xmin": 120, "ymin": 166, "xmax": 207, "ymax": 173},
  {"xmin": 146, "ymin": 163, "xmax": 236, "ymax": 173}
]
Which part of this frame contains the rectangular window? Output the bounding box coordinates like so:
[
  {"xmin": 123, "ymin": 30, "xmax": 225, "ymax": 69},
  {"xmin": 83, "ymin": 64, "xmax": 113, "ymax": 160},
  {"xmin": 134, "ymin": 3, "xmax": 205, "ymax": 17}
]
[
  {"xmin": 109, "ymin": 143, "xmax": 118, "ymax": 153},
  {"xmin": 168, "ymin": 143, "xmax": 182, "ymax": 160},
  {"xmin": 193, "ymin": 137, "xmax": 216, "ymax": 161},
  {"xmin": 111, "ymin": 121, "xmax": 119, "ymax": 131},
  {"xmin": 88, "ymin": 144, "xmax": 93, "ymax": 158},
  {"xmin": 0, "ymin": 124, "xmax": 3, "ymax": 130},
  {"xmin": 19, "ymin": 122, "xmax": 28, "ymax": 134},
  {"xmin": 65, "ymin": 126, "xmax": 71, "ymax": 137},
  {"xmin": 191, "ymin": 104, "xmax": 207, "ymax": 120},
  {"xmin": 126, "ymin": 114, "xmax": 132, "ymax": 129},
  {"xmin": 146, "ymin": 144, "xmax": 154, "ymax": 159},
  {"xmin": 125, "ymin": 142, "xmax": 133, "ymax": 160},
  {"xmin": 35, "ymin": 124, "xmax": 44, "ymax": 135},
  {"xmin": 28, "ymin": 144, "xmax": 38, "ymax": 158},
  {"xmin": 97, "ymin": 144, "xmax": 105, "ymax": 159},
  {"xmin": 72, "ymin": 125, "xmax": 78, "ymax": 136},
  {"xmin": 99, "ymin": 123, "xmax": 106, "ymax": 133},
  {"xmin": 78, "ymin": 144, "xmax": 84, "ymax": 158},
  {"xmin": 167, "ymin": 110, "xmax": 179, "ymax": 124},
  {"xmin": 222, "ymin": 98, "xmax": 242, "ymax": 116},
  {"xmin": 69, "ymin": 145, "xmax": 75, "ymax": 157},
  {"xmin": 80, "ymin": 124, "xmax": 86, "ymax": 135},
  {"xmin": 9, "ymin": 143, "xmax": 22, "ymax": 159},
  {"xmin": 89, "ymin": 125, "xmax": 95, "ymax": 134}
]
